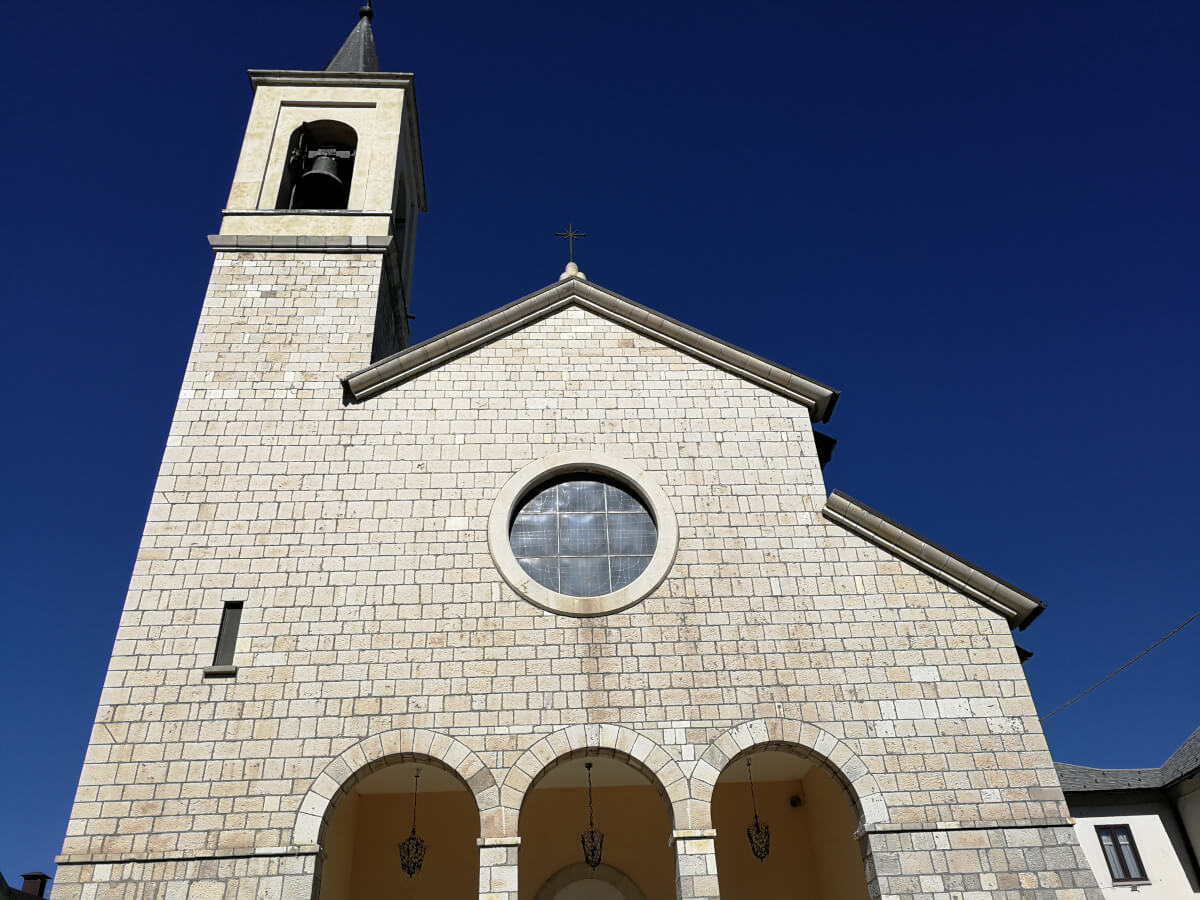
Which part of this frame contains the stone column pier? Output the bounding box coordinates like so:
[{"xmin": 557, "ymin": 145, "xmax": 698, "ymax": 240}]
[
  {"xmin": 671, "ymin": 829, "xmax": 720, "ymax": 900},
  {"xmin": 479, "ymin": 836, "xmax": 520, "ymax": 900}
]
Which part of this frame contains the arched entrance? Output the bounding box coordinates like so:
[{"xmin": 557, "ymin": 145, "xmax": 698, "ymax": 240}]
[
  {"xmin": 712, "ymin": 749, "xmax": 870, "ymax": 899},
  {"xmin": 534, "ymin": 862, "xmax": 645, "ymax": 900},
  {"xmin": 520, "ymin": 754, "xmax": 674, "ymax": 900},
  {"xmin": 316, "ymin": 757, "xmax": 480, "ymax": 900}
]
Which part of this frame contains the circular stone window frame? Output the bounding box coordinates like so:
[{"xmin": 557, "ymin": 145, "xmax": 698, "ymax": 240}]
[{"xmin": 488, "ymin": 451, "xmax": 679, "ymax": 617}]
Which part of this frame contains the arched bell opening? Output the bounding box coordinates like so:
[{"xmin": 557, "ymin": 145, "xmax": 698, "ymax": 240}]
[
  {"xmin": 315, "ymin": 756, "xmax": 479, "ymax": 900},
  {"xmin": 276, "ymin": 120, "xmax": 358, "ymax": 210},
  {"xmin": 520, "ymin": 752, "xmax": 674, "ymax": 900},
  {"xmin": 713, "ymin": 748, "xmax": 871, "ymax": 900}
]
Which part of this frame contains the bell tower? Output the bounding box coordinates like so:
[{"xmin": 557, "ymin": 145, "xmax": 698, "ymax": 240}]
[{"xmin": 214, "ymin": 2, "xmax": 425, "ymax": 359}]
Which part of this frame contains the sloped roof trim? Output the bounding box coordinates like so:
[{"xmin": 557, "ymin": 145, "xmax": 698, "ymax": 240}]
[
  {"xmin": 1162, "ymin": 726, "xmax": 1200, "ymax": 785},
  {"xmin": 821, "ymin": 490, "xmax": 1046, "ymax": 630},
  {"xmin": 342, "ymin": 277, "xmax": 840, "ymax": 421},
  {"xmin": 1055, "ymin": 762, "xmax": 1164, "ymax": 792},
  {"xmin": 1056, "ymin": 727, "xmax": 1200, "ymax": 791}
]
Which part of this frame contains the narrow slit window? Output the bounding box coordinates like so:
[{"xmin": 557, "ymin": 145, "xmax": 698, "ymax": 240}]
[
  {"xmin": 213, "ymin": 602, "xmax": 243, "ymax": 667},
  {"xmin": 1095, "ymin": 824, "xmax": 1147, "ymax": 882}
]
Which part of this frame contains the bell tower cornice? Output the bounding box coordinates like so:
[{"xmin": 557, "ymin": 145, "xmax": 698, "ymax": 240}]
[{"xmin": 247, "ymin": 70, "xmax": 416, "ymax": 91}]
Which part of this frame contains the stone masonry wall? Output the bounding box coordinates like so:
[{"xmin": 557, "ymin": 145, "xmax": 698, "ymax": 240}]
[
  {"xmin": 57, "ymin": 254, "xmax": 1098, "ymax": 898},
  {"xmin": 867, "ymin": 825, "xmax": 1099, "ymax": 899},
  {"xmin": 51, "ymin": 853, "xmax": 314, "ymax": 900}
]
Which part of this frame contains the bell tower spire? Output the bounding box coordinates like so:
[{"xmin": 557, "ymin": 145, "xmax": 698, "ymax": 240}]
[
  {"xmin": 326, "ymin": 3, "xmax": 380, "ymax": 73},
  {"xmin": 213, "ymin": 2, "xmax": 426, "ymax": 359}
]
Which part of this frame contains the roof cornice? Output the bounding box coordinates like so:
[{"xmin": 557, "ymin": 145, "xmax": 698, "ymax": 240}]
[
  {"xmin": 821, "ymin": 490, "xmax": 1046, "ymax": 630},
  {"xmin": 342, "ymin": 277, "xmax": 840, "ymax": 421}
]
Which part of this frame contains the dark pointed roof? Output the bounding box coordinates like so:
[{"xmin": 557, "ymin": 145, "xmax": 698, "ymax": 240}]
[{"xmin": 326, "ymin": 4, "xmax": 380, "ymax": 73}]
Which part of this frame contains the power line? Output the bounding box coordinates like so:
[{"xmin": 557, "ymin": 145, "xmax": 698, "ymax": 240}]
[{"xmin": 1040, "ymin": 608, "xmax": 1200, "ymax": 723}]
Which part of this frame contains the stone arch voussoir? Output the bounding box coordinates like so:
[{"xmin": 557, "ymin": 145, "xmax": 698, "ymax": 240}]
[
  {"xmin": 691, "ymin": 718, "xmax": 889, "ymax": 830},
  {"xmin": 294, "ymin": 728, "xmax": 502, "ymax": 845},
  {"xmin": 501, "ymin": 724, "xmax": 691, "ymax": 836}
]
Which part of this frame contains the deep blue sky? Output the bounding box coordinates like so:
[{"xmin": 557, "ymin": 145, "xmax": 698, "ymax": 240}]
[{"xmin": 2, "ymin": 0, "xmax": 1198, "ymax": 883}]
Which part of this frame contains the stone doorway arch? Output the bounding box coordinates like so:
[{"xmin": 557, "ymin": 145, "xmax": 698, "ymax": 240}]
[
  {"xmin": 516, "ymin": 747, "xmax": 675, "ymax": 900},
  {"xmin": 710, "ymin": 744, "xmax": 873, "ymax": 899},
  {"xmin": 298, "ymin": 729, "xmax": 500, "ymax": 900},
  {"xmin": 534, "ymin": 862, "xmax": 645, "ymax": 900}
]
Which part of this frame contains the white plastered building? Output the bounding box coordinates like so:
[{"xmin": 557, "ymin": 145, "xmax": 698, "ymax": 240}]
[{"xmin": 1057, "ymin": 728, "xmax": 1200, "ymax": 898}]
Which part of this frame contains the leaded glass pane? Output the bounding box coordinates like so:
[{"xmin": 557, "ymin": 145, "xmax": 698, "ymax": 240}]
[
  {"xmin": 560, "ymin": 556, "xmax": 611, "ymax": 597},
  {"xmin": 517, "ymin": 556, "xmax": 559, "ymax": 592},
  {"xmin": 559, "ymin": 480, "xmax": 606, "ymax": 512},
  {"xmin": 521, "ymin": 485, "xmax": 559, "ymax": 513},
  {"xmin": 608, "ymin": 510, "xmax": 656, "ymax": 555},
  {"xmin": 610, "ymin": 555, "xmax": 651, "ymax": 590},
  {"xmin": 510, "ymin": 513, "xmax": 557, "ymax": 557},
  {"xmin": 605, "ymin": 483, "xmax": 644, "ymax": 512},
  {"xmin": 510, "ymin": 476, "xmax": 658, "ymax": 598},
  {"xmin": 560, "ymin": 513, "xmax": 608, "ymax": 555}
]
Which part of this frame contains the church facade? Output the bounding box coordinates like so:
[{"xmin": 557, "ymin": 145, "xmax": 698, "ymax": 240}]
[{"xmin": 54, "ymin": 11, "xmax": 1103, "ymax": 900}]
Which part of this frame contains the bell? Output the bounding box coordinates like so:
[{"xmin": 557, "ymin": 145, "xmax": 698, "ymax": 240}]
[
  {"xmin": 303, "ymin": 153, "xmax": 343, "ymax": 185},
  {"xmin": 295, "ymin": 151, "xmax": 348, "ymax": 209}
]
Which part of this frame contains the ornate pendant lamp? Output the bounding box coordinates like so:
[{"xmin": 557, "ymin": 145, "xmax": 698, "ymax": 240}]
[
  {"xmin": 398, "ymin": 767, "xmax": 427, "ymax": 877},
  {"xmin": 580, "ymin": 762, "xmax": 604, "ymax": 869},
  {"xmin": 745, "ymin": 758, "xmax": 770, "ymax": 861}
]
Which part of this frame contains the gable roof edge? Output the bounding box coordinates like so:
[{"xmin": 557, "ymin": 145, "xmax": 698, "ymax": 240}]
[
  {"xmin": 821, "ymin": 490, "xmax": 1046, "ymax": 630},
  {"xmin": 342, "ymin": 278, "xmax": 840, "ymax": 421}
]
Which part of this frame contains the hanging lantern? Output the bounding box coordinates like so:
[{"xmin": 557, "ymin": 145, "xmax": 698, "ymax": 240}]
[
  {"xmin": 580, "ymin": 762, "xmax": 604, "ymax": 869},
  {"xmin": 745, "ymin": 758, "xmax": 770, "ymax": 861},
  {"xmin": 398, "ymin": 767, "xmax": 427, "ymax": 877}
]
